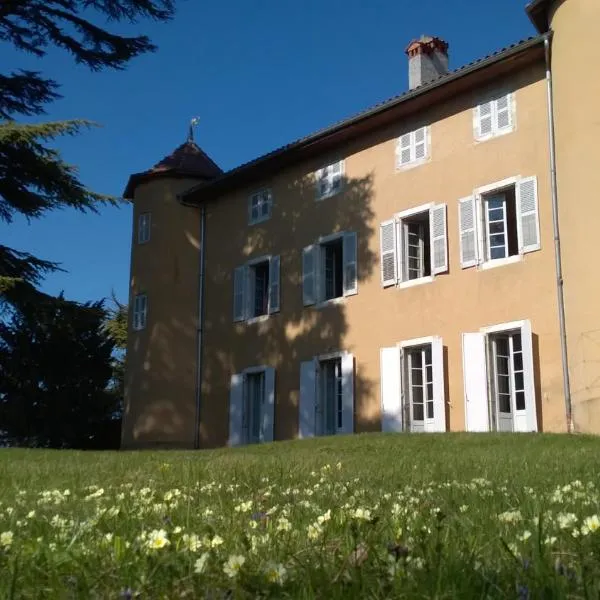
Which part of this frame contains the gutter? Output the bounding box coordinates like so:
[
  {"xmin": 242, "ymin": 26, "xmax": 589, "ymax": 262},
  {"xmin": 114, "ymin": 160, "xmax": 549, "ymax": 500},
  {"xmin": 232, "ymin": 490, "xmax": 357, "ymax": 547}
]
[
  {"xmin": 179, "ymin": 194, "xmax": 207, "ymax": 448},
  {"xmin": 543, "ymin": 32, "xmax": 573, "ymax": 433}
]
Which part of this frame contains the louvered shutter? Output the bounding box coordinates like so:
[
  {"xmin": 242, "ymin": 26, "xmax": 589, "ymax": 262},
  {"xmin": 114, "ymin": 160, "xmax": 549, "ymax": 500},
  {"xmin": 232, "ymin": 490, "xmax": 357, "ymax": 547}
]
[
  {"xmin": 233, "ymin": 266, "xmax": 246, "ymax": 321},
  {"xmin": 380, "ymin": 346, "xmax": 402, "ymax": 432},
  {"xmin": 459, "ymin": 196, "xmax": 478, "ymax": 268},
  {"xmin": 519, "ymin": 320, "xmax": 538, "ymax": 432},
  {"xmin": 229, "ymin": 373, "xmax": 244, "ymax": 446},
  {"xmin": 495, "ymin": 94, "xmax": 512, "ymax": 131},
  {"xmin": 340, "ymin": 353, "xmax": 354, "ymax": 434},
  {"xmin": 430, "ymin": 337, "xmax": 446, "ymax": 432},
  {"xmin": 331, "ymin": 160, "xmax": 344, "ymax": 194},
  {"xmin": 430, "ymin": 204, "xmax": 448, "ymax": 274},
  {"xmin": 343, "ymin": 232, "xmax": 358, "ymax": 296},
  {"xmin": 302, "ymin": 245, "xmax": 316, "ymax": 306},
  {"xmin": 140, "ymin": 294, "xmax": 148, "ymax": 328},
  {"xmin": 397, "ymin": 133, "xmax": 412, "ymax": 167},
  {"xmin": 414, "ymin": 127, "xmax": 427, "ymax": 161},
  {"xmin": 476, "ymin": 101, "xmax": 493, "ymax": 138},
  {"xmin": 462, "ymin": 332, "xmax": 490, "ymax": 432},
  {"xmin": 299, "ymin": 360, "xmax": 316, "ymax": 438},
  {"xmin": 268, "ymin": 255, "xmax": 280, "ymax": 313},
  {"xmin": 516, "ymin": 176, "xmax": 540, "ymax": 253},
  {"xmin": 262, "ymin": 367, "xmax": 276, "ymax": 442},
  {"xmin": 380, "ymin": 220, "xmax": 397, "ymax": 287}
]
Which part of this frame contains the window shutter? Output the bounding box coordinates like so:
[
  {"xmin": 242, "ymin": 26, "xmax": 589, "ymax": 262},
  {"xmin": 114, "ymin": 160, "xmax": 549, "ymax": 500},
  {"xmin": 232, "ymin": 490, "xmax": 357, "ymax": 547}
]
[
  {"xmin": 233, "ymin": 266, "xmax": 246, "ymax": 322},
  {"xmin": 228, "ymin": 373, "xmax": 244, "ymax": 446},
  {"xmin": 268, "ymin": 255, "xmax": 280, "ymax": 314},
  {"xmin": 302, "ymin": 245, "xmax": 316, "ymax": 306},
  {"xmin": 299, "ymin": 360, "xmax": 316, "ymax": 438},
  {"xmin": 261, "ymin": 367, "xmax": 276, "ymax": 442},
  {"xmin": 397, "ymin": 133, "xmax": 412, "ymax": 166},
  {"xmin": 430, "ymin": 337, "xmax": 446, "ymax": 432},
  {"xmin": 462, "ymin": 332, "xmax": 490, "ymax": 432},
  {"xmin": 343, "ymin": 232, "xmax": 358, "ymax": 296},
  {"xmin": 414, "ymin": 127, "xmax": 427, "ymax": 161},
  {"xmin": 518, "ymin": 320, "xmax": 538, "ymax": 432},
  {"xmin": 495, "ymin": 94, "xmax": 512, "ymax": 131},
  {"xmin": 340, "ymin": 353, "xmax": 354, "ymax": 434},
  {"xmin": 140, "ymin": 295, "xmax": 147, "ymax": 329},
  {"xmin": 380, "ymin": 220, "xmax": 397, "ymax": 287},
  {"xmin": 476, "ymin": 101, "xmax": 493, "ymax": 138},
  {"xmin": 331, "ymin": 160, "xmax": 344, "ymax": 193},
  {"xmin": 430, "ymin": 204, "xmax": 448, "ymax": 275},
  {"xmin": 459, "ymin": 196, "xmax": 478, "ymax": 268},
  {"xmin": 516, "ymin": 176, "xmax": 540, "ymax": 253},
  {"xmin": 380, "ymin": 346, "xmax": 402, "ymax": 432}
]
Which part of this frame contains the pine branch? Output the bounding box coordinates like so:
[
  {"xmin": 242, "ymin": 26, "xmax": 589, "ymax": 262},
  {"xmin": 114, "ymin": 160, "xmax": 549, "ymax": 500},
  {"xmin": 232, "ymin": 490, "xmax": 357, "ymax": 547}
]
[{"xmin": 0, "ymin": 71, "xmax": 60, "ymax": 118}]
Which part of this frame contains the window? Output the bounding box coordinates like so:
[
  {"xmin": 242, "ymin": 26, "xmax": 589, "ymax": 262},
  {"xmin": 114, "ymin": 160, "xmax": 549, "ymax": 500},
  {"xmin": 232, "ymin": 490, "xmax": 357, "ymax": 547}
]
[
  {"xmin": 303, "ymin": 232, "xmax": 357, "ymax": 306},
  {"xmin": 133, "ymin": 293, "xmax": 147, "ymax": 331},
  {"xmin": 315, "ymin": 160, "xmax": 344, "ymax": 200},
  {"xmin": 380, "ymin": 204, "xmax": 447, "ymax": 288},
  {"xmin": 459, "ymin": 176, "xmax": 540, "ymax": 269},
  {"xmin": 299, "ymin": 353, "xmax": 354, "ymax": 438},
  {"xmin": 233, "ymin": 255, "xmax": 280, "ymax": 322},
  {"xmin": 248, "ymin": 189, "xmax": 272, "ymax": 225},
  {"xmin": 475, "ymin": 93, "xmax": 514, "ymax": 140},
  {"xmin": 380, "ymin": 337, "xmax": 446, "ymax": 433},
  {"xmin": 229, "ymin": 367, "xmax": 275, "ymax": 446},
  {"xmin": 138, "ymin": 213, "xmax": 151, "ymax": 244},
  {"xmin": 396, "ymin": 127, "xmax": 429, "ymax": 168},
  {"xmin": 462, "ymin": 320, "xmax": 537, "ymax": 432}
]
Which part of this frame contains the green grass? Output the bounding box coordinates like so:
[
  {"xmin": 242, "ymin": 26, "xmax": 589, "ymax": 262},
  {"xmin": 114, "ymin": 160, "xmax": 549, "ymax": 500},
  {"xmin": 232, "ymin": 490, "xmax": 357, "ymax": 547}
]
[{"xmin": 1, "ymin": 433, "xmax": 600, "ymax": 598}]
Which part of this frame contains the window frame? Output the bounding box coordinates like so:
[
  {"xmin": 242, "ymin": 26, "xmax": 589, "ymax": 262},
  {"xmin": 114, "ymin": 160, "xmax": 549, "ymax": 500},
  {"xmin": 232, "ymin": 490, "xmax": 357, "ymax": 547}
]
[
  {"xmin": 315, "ymin": 160, "xmax": 345, "ymax": 201},
  {"xmin": 242, "ymin": 366, "xmax": 267, "ymax": 444},
  {"xmin": 233, "ymin": 254, "xmax": 280, "ymax": 324},
  {"xmin": 474, "ymin": 93, "xmax": 515, "ymax": 142},
  {"xmin": 137, "ymin": 212, "xmax": 151, "ymax": 244},
  {"xmin": 132, "ymin": 293, "xmax": 147, "ymax": 331},
  {"xmin": 395, "ymin": 126, "xmax": 430, "ymax": 170},
  {"xmin": 248, "ymin": 188, "xmax": 273, "ymax": 225}
]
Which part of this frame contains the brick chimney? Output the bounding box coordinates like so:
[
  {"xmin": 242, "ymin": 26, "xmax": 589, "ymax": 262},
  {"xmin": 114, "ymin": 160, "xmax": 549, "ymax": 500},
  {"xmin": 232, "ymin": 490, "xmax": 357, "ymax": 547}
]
[{"xmin": 406, "ymin": 36, "xmax": 449, "ymax": 90}]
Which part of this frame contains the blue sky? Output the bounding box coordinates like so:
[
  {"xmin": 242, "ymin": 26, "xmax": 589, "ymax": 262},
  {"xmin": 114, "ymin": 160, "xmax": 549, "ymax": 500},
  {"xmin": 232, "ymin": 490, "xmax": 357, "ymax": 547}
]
[{"xmin": 2, "ymin": 0, "xmax": 536, "ymax": 305}]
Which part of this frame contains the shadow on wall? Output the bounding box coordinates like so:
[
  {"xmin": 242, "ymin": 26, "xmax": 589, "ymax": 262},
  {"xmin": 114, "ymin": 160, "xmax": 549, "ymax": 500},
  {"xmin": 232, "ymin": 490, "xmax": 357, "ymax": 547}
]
[{"xmin": 198, "ymin": 172, "xmax": 379, "ymax": 447}]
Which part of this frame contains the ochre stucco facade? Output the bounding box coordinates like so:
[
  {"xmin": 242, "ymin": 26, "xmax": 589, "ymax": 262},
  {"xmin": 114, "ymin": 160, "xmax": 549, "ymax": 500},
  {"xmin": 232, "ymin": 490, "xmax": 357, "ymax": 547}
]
[{"xmin": 122, "ymin": 0, "xmax": 600, "ymax": 448}]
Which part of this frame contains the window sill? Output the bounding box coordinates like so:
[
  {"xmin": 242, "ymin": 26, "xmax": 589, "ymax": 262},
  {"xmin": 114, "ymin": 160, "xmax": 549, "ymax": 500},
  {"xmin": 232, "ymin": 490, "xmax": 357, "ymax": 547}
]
[
  {"xmin": 315, "ymin": 297, "xmax": 346, "ymax": 309},
  {"xmin": 474, "ymin": 127, "xmax": 514, "ymax": 143},
  {"xmin": 398, "ymin": 276, "xmax": 434, "ymax": 289},
  {"xmin": 248, "ymin": 215, "xmax": 271, "ymax": 226},
  {"xmin": 315, "ymin": 190, "xmax": 342, "ymax": 202},
  {"xmin": 395, "ymin": 158, "xmax": 429, "ymax": 172},
  {"xmin": 479, "ymin": 254, "xmax": 522, "ymax": 271},
  {"xmin": 245, "ymin": 314, "xmax": 272, "ymax": 325}
]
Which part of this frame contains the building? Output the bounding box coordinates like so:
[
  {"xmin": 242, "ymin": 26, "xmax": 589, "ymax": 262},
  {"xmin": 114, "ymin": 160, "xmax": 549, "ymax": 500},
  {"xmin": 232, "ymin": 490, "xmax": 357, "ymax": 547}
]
[{"xmin": 121, "ymin": 0, "xmax": 600, "ymax": 449}]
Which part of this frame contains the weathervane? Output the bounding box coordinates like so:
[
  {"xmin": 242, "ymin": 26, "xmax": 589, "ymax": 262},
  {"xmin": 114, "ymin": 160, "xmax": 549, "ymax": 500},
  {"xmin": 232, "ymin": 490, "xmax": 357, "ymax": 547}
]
[{"xmin": 188, "ymin": 116, "xmax": 200, "ymax": 142}]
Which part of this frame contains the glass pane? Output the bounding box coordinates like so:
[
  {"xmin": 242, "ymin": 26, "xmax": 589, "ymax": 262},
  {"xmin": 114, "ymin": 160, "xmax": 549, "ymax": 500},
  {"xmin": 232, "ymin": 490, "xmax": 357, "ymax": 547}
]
[
  {"xmin": 489, "ymin": 234, "xmax": 506, "ymax": 247},
  {"xmin": 261, "ymin": 200, "xmax": 270, "ymax": 217},
  {"xmin": 515, "ymin": 391, "xmax": 526, "ymax": 411},
  {"xmin": 498, "ymin": 374, "xmax": 510, "ymax": 395},
  {"xmin": 426, "ymin": 400, "xmax": 434, "ymax": 419},
  {"xmin": 496, "ymin": 337, "xmax": 509, "ymax": 356},
  {"xmin": 499, "ymin": 394, "xmax": 511, "ymax": 413},
  {"xmin": 410, "ymin": 351, "xmax": 422, "ymax": 368},
  {"xmin": 487, "ymin": 196, "xmax": 504, "ymax": 210},
  {"xmin": 512, "ymin": 333, "xmax": 522, "ymax": 352},
  {"xmin": 413, "ymin": 403, "xmax": 424, "ymax": 421},
  {"xmin": 514, "ymin": 372, "xmax": 524, "ymax": 392},
  {"xmin": 427, "ymin": 383, "xmax": 433, "ymax": 401},
  {"xmin": 489, "ymin": 221, "xmax": 505, "ymax": 234},
  {"xmin": 488, "ymin": 208, "xmax": 504, "ymax": 221},
  {"xmin": 490, "ymin": 246, "xmax": 506, "ymax": 260},
  {"xmin": 424, "ymin": 346, "xmax": 432, "ymax": 363},
  {"xmin": 411, "ymin": 369, "xmax": 423, "ymax": 386},
  {"xmin": 252, "ymin": 196, "xmax": 259, "ymax": 208},
  {"xmin": 513, "ymin": 352, "xmax": 523, "ymax": 371},
  {"xmin": 426, "ymin": 365, "xmax": 433, "ymax": 383}
]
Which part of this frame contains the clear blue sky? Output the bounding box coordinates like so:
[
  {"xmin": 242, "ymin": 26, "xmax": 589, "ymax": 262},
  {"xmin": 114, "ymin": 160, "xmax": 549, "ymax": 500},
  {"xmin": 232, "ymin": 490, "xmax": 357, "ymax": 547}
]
[{"xmin": 1, "ymin": 0, "xmax": 536, "ymax": 305}]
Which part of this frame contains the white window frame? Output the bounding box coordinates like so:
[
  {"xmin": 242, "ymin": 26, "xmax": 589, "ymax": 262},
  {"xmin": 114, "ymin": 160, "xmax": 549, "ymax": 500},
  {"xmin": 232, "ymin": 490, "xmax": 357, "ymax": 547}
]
[
  {"xmin": 233, "ymin": 254, "xmax": 280, "ymax": 324},
  {"xmin": 248, "ymin": 188, "xmax": 272, "ymax": 225},
  {"xmin": 315, "ymin": 160, "xmax": 345, "ymax": 201},
  {"xmin": 137, "ymin": 212, "xmax": 151, "ymax": 244},
  {"xmin": 473, "ymin": 93, "xmax": 515, "ymax": 142},
  {"xmin": 132, "ymin": 293, "xmax": 147, "ymax": 331},
  {"xmin": 395, "ymin": 126, "xmax": 430, "ymax": 170}
]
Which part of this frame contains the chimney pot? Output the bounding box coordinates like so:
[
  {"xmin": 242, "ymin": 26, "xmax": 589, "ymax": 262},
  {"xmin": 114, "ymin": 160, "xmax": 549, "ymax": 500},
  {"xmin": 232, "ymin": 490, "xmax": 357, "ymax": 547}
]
[{"xmin": 405, "ymin": 35, "xmax": 449, "ymax": 90}]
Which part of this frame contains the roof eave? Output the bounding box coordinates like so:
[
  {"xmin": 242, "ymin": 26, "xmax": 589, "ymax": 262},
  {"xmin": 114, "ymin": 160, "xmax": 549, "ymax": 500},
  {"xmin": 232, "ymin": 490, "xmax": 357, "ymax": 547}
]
[
  {"xmin": 183, "ymin": 35, "xmax": 546, "ymax": 205},
  {"xmin": 526, "ymin": 0, "xmax": 551, "ymax": 33}
]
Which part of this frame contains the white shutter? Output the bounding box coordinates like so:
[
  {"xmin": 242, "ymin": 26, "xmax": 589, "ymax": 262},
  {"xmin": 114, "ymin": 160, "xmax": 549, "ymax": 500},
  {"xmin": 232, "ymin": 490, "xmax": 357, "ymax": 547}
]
[
  {"xmin": 268, "ymin": 255, "xmax": 280, "ymax": 314},
  {"xmin": 229, "ymin": 373, "xmax": 244, "ymax": 446},
  {"xmin": 476, "ymin": 101, "xmax": 493, "ymax": 138},
  {"xmin": 516, "ymin": 176, "xmax": 540, "ymax": 253},
  {"xmin": 430, "ymin": 337, "xmax": 446, "ymax": 432},
  {"xmin": 299, "ymin": 360, "xmax": 316, "ymax": 438},
  {"xmin": 519, "ymin": 320, "xmax": 538, "ymax": 432},
  {"xmin": 496, "ymin": 94, "xmax": 512, "ymax": 131},
  {"xmin": 459, "ymin": 196, "xmax": 478, "ymax": 268},
  {"xmin": 331, "ymin": 160, "xmax": 344, "ymax": 194},
  {"xmin": 380, "ymin": 220, "xmax": 397, "ymax": 287},
  {"xmin": 462, "ymin": 332, "xmax": 490, "ymax": 432},
  {"xmin": 430, "ymin": 204, "xmax": 448, "ymax": 275},
  {"xmin": 380, "ymin": 346, "xmax": 402, "ymax": 432},
  {"xmin": 340, "ymin": 353, "xmax": 354, "ymax": 434},
  {"xmin": 302, "ymin": 245, "xmax": 316, "ymax": 306},
  {"xmin": 233, "ymin": 266, "xmax": 246, "ymax": 322},
  {"xmin": 397, "ymin": 133, "xmax": 412, "ymax": 167},
  {"xmin": 414, "ymin": 127, "xmax": 427, "ymax": 161},
  {"xmin": 343, "ymin": 232, "xmax": 358, "ymax": 296},
  {"xmin": 262, "ymin": 367, "xmax": 276, "ymax": 442}
]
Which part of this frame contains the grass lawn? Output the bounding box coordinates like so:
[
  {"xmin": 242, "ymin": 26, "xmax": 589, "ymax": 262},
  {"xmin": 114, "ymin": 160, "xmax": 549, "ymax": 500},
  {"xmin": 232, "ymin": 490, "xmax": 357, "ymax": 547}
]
[{"xmin": 1, "ymin": 433, "xmax": 600, "ymax": 598}]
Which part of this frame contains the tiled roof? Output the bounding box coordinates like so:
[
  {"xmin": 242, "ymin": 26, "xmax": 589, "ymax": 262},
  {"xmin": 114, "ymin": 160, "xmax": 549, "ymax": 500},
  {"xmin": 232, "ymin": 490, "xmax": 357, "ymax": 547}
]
[
  {"xmin": 183, "ymin": 35, "xmax": 545, "ymax": 201},
  {"xmin": 150, "ymin": 140, "xmax": 222, "ymax": 179}
]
